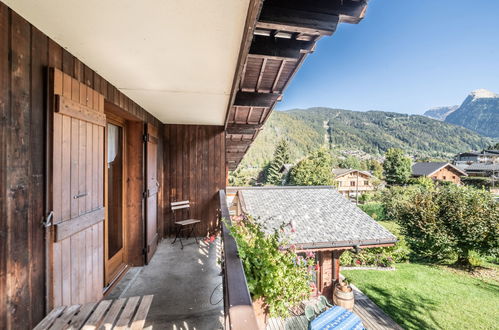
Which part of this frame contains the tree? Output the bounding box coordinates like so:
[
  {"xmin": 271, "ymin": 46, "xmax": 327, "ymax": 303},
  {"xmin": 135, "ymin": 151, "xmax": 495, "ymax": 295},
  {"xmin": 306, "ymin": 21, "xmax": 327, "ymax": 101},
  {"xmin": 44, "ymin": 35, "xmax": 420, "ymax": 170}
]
[
  {"xmin": 394, "ymin": 185, "xmax": 499, "ymax": 265},
  {"xmin": 289, "ymin": 148, "xmax": 334, "ymax": 186},
  {"xmin": 265, "ymin": 139, "xmax": 291, "ymax": 185},
  {"xmin": 368, "ymin": 159, "xmax": 384, "ymax": 179},
  {"xmin": 338, "ymin": 156, "xmax": 362, "ymax": 170},
  {"xmin": 489, "ymin": 142, "xmax": 499, "ymax": 149},
  {"xmin": 383, "ymin": 148, "xmax": 412, "ymax": 185}
]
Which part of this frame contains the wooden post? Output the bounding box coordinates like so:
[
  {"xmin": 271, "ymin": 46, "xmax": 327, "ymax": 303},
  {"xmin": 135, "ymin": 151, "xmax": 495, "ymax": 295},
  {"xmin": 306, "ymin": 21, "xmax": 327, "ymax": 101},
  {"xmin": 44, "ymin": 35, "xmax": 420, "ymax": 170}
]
[
  {"xmin": 318, "ymin": 251, "xmax": 333, "ymax": 299},
  {"xmin": 332, "ymin": 250, "xmax": 345, "ymax": 286},
  {"xmin": 318, "ymin": 250, "xmax": 345, "ymax": 299}
]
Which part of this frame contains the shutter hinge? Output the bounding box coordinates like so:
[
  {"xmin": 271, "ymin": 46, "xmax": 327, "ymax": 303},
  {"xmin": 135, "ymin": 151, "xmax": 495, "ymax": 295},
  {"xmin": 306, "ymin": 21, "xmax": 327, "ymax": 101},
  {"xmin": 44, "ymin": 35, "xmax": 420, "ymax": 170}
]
[
  {"xmin": 143, "ymin": 133, "xmax": 149, "ymax": 142},
  {"xmin": 142, "ymin": 245, "xmax": 150, "ymax": 255},
  {"xmin": 142, "ymin": 190, "xmax": 148, "ymax": 198}
]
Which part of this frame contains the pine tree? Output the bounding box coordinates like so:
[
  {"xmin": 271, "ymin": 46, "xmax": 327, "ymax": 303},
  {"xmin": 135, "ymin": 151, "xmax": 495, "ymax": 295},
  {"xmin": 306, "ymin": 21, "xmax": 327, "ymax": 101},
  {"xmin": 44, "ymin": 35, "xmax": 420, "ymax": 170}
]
[{"xmin": 265, "ymin": 139, "xmax": 291, "ymax": 185}]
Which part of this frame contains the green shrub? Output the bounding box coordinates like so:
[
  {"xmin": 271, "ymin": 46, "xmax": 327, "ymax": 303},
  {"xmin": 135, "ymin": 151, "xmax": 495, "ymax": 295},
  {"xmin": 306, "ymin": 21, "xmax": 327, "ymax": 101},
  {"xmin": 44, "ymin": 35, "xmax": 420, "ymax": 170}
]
[
  {"xmin": 340, "ymin": 223, "xmax": 410, "ymax": 267},
  {"xmin": 359, "ymin": 202, "xmax": 386, "ymax": 221},
  {"xmin": 467, "ymin": 250, "xmax": 484, "ymax": 267},
  {"xmin": 462, "ymin": 176, "xmax": 492, "ymax": 189},
  {"xmin": 226, "ymin": 215, "xmax": 314, "ymax": 317},
  {"xmin": 394, "ymin": 185, "xmax": 499, "ymax": 265}
]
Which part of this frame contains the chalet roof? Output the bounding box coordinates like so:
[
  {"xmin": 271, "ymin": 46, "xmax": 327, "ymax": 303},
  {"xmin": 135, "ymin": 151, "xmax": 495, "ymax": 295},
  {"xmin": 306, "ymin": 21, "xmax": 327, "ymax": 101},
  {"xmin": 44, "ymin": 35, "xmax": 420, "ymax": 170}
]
[
  {"xmin": 412, "ymin": 162, "xmax": 467, "ymax": 177},
  {"xmin": 236, "ymin": 186, "xmax": 396, "ymax": 250},
  {"xmin": 332, "ymin": 168, "xmax": 374, "ymax": 178},
  {"xmin": 465, "ymin": 163, "xmax": 499, "ymax": 172}
]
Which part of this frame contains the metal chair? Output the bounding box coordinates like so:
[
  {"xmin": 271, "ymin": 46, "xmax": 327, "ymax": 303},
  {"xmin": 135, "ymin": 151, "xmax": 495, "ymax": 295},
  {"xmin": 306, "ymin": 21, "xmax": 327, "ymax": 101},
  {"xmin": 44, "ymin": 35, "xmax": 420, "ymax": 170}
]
[{"xmin": 171, "ymin": 201, "xmax": 201, "ymax": 249}]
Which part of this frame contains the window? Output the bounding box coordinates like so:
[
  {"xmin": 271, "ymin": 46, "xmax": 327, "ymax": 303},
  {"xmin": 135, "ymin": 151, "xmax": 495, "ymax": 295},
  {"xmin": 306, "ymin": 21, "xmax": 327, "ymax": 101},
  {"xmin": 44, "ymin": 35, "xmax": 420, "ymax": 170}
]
[
  {"xmin": 443, "ymin": 176, "xmax": 446, "ymax": 180},
  {"xmin": 350, "ymin": 181, "xmax": 356, "ymax": 187},
  {"xmin": 452, "ymin": 176, "xmax": 456, "ymax": 179},
  {"xmin": 364, "ymin": 180, "xmax": 369, "ymax": 186}
]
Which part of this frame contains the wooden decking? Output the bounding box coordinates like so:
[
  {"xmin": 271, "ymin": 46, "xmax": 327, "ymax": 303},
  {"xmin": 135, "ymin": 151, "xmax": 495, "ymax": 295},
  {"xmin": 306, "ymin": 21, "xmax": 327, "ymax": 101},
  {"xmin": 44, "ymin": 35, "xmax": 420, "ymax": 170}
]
[
  {"xmin": 266, "ymin": 287, "xmax": 402, "ymax": 330},
  {"xmin": 33, "ymin": 295, "xmax": 153, "ymax": 330},
  {"xmin": 352, "ymin": 285, "xmax": 403, "ymax": 330}
]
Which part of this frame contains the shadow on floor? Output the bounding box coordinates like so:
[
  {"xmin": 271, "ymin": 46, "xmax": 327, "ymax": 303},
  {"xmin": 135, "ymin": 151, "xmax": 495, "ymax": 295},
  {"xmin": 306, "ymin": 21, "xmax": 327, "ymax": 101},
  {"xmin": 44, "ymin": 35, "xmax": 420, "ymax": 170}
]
[
  {"xmin": 360, "ymin": 285, "xmax": 440, "ymax": 330},
  {"xmin": 107, "ymin": 238, "xmax": 224, "ymax": 329}
]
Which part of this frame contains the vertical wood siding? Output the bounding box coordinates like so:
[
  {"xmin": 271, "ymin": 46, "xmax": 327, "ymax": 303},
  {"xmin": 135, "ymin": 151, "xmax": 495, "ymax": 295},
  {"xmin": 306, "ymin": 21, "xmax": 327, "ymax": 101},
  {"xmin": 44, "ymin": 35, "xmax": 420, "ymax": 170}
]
[
  {"xmin": 163, "ymin": 125, "xmax": 227, "ymax": 237},
  {"xmin": 0, "ymin": 3, "xmax": 163, "ymax": 329}
]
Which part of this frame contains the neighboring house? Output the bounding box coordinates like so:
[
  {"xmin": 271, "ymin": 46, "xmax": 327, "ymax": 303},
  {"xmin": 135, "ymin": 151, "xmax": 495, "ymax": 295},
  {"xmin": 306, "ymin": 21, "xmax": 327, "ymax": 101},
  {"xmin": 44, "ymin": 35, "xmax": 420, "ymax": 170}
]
[
  {"xmin": 464, "ymin": 163, "xmax": 499, "ymax": 177},
  {"xmin": 332, "ymin": 169, "xmax": 376, "ymax": 198},
  {"xmin": 231, "ymin": 187, "xmax": 396, "ymax": 299},
  {"xmin": 412, "ymin": 162, "xmax": 467, "ymax": 184},
  {"xmin": 454, "ymin": 150, "xmax": 499, "ymax": 164}
]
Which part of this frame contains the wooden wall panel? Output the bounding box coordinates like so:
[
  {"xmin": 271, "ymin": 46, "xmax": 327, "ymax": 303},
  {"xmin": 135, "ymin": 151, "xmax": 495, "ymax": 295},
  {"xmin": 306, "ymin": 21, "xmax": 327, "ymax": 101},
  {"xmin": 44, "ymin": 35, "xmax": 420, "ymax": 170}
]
[
  {"xmin": 0, "ymin": 3, "xmax": 164, "ymax": 329},
  {"xmin": 163, "ymin": 125, "xmax": 226, "ymax": 237}
]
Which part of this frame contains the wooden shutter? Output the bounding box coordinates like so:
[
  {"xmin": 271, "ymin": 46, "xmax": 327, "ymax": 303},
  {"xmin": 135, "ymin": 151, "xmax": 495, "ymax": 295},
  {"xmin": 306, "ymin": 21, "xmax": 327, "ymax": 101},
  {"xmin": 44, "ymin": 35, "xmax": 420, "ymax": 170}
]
[
  {"xmin": 48, "ymin": 68, "xmax": 105, "ymax": 307},
  {"xmin": 144, "ymin": 124, "xmax": 159, "ymax": 264}
]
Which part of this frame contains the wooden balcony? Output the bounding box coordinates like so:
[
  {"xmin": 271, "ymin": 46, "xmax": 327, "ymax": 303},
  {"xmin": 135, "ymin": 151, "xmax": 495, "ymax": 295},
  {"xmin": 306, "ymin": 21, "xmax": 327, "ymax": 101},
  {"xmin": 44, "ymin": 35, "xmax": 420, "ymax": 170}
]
[{"xmin": 97, "ymin": 190, "xmax": 258, "ymax": 329}]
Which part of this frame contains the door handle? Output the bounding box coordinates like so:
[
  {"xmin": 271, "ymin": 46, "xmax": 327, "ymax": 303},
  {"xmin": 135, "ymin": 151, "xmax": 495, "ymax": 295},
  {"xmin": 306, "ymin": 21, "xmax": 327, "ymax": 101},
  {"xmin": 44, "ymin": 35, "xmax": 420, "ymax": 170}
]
[{"xmin": 73, "ymin": 192, "xmax": 88, "ymax": 199}]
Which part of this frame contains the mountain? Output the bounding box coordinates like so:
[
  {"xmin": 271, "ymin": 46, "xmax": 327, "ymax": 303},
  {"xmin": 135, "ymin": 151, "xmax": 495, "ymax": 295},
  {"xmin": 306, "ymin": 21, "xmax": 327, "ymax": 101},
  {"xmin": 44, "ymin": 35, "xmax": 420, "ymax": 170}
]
[
  {"xmin": 240, "ymin": 107, "xmax": 492, "ymax": 168},
  {"xmin": 424, "ymin": 105, "xmax": 459, "ymax": 120},
  {"xmin": 444, "ymin": 89, "xmax": 499, "ymax": 138}
]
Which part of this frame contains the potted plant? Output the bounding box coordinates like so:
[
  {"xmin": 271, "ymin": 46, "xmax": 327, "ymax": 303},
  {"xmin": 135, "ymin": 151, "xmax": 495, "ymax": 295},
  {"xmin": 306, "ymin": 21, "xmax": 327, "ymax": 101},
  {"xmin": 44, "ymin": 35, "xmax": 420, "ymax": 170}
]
[{"xmin": 226, "ymin": 215, "xmax": 314, "ymax": 327}]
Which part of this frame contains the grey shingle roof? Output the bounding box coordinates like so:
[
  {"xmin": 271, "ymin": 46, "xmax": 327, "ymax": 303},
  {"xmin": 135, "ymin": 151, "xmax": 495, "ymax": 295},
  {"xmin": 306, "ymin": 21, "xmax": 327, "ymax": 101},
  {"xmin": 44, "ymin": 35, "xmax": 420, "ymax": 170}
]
[
  {"xmin": 237, "ymin": 187, "xmax": 396, "ymax": 249},
  {"xmin": 332, "ymin": 168, "xmax": 373, "ymax": 178},
  {"xmin": 466, "ymin": 163, "xmax": 499, "ymax": 171},
  {"xmin": 412, "ymin": 162, "xmax": 449, "ymax": 176},
  {"xmin": 412, "ymin": 162, "xmax": 467, "ymax": 177}
]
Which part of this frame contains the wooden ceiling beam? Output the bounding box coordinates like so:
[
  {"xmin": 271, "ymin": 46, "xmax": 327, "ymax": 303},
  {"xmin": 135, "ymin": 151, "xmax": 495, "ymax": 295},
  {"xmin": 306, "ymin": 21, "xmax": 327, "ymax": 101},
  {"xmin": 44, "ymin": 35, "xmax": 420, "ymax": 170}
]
[
  {"xmin": 259, "ymin": 6, "xmax": 339, "ymax": 34},
  {"xmin": 234, "ymin": 91, "xmax": 279, "ymax": 107},
  {"xmin": 262, "ymin": 0, "xmax": 367, "ymax": 20},
  {"xmin": 255, "ymin": 59, "xmax": 267, "ymax": 91},
  {"xmin": 249, "ymin": 35, "xmax": 314, "ymax": 60},
  {"xmin": 226, "ymin": 123, "xmax": 263, "ymax": 135},
  {"xmin": 226, "ymin": 140, "xmax": 253, "ymax": 147},
  {"xmin": 271, "ymin": 59, "xmax": 286, "ymax": 93},
  {"xmin": 256, "ymin": 21, "xmax": 330, "ymax": 36}
]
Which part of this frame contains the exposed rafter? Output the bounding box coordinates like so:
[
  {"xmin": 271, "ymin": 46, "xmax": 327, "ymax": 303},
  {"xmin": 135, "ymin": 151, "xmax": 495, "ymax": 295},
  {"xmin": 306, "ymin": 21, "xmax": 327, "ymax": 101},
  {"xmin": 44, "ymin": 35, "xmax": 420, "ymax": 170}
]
[
  {"xmin": 234, "ymin": 91, "xmax": 279, "ymax": 107},
  {"xmin": 226, "ymin": 123, "xmax": 263, "ymax": 135},
  {"xmin": 225, "ymin": 0, "xmax": 370, "ymax": 170},
  {"xmin": 249, "ymin": 35, "xmax": 314, "ymax": 59}
]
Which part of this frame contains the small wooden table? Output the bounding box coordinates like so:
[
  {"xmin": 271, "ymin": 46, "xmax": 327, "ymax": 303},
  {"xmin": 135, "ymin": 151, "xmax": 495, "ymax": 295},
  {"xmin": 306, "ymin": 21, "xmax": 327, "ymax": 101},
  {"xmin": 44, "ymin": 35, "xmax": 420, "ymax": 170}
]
[{"xmin": 34, "ymin": 295, "xmax": 153, "ymax": 330}]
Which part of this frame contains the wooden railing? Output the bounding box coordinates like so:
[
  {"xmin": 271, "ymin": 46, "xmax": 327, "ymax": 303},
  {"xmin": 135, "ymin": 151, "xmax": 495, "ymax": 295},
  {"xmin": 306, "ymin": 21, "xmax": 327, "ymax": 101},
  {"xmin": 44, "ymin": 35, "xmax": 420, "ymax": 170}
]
[{"xmin": 219, "ymin": 189, "xmax": 259, "ymax": 330}]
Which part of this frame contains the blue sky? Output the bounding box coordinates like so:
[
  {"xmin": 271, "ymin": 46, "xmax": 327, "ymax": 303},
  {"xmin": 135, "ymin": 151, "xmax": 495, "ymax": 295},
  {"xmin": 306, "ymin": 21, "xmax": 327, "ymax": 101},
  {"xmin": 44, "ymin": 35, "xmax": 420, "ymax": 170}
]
[{"xmin": 276, "ymin": 0, "xmax": 499, "ymax": 114}]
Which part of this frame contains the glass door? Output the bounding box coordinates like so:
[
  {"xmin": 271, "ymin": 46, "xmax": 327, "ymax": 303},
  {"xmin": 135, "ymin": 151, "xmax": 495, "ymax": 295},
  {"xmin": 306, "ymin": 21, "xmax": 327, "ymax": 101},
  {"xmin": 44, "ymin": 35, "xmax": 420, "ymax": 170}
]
[{"xmin": 105, "ymin": 122, "xmax": 126, "ymax": 285}]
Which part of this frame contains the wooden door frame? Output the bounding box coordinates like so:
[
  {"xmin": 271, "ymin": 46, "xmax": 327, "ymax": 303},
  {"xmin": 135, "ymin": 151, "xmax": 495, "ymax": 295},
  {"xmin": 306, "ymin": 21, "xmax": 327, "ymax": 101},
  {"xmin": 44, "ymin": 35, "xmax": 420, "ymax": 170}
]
[{"xmin": 104, "ymin": 113, "xmax": 128, "ymax": 286}]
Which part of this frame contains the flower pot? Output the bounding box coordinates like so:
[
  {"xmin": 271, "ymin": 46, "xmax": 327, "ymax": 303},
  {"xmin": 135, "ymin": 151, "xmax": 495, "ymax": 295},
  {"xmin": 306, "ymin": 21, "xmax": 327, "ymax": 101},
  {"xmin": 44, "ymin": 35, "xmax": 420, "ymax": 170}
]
[
  {"xmin": 252, "ymin": 297, "xmax": 269, "ymax": 329},
  {"xmin": 333, "ymin": 284, "xmax": 355, "ymax": 311}
]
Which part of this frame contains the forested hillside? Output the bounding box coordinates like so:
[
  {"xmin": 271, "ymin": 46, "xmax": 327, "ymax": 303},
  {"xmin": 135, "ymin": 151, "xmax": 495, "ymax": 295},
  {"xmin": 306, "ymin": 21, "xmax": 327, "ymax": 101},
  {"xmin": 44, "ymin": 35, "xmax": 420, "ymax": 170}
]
[{"xmin": 240, "ymin": 107, "xmax": 493, "ymax": 168}]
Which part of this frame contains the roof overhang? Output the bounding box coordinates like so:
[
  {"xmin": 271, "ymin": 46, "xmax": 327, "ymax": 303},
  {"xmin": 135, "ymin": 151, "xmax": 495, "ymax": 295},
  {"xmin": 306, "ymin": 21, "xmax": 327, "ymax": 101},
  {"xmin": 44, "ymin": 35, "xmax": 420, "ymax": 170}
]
[
  {"xmin": 225, "ymin": 0, "xmax": 370, "ymax": 170},
  {"xmin": 3, "ymin": 0, "xmax": 252, "ymax": 125}
]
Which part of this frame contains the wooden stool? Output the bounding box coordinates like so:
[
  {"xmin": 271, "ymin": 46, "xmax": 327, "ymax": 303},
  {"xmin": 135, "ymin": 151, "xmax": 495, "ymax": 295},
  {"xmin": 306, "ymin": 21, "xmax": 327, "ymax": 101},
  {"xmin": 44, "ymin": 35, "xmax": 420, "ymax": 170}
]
[{"xmin": 171, "ymin": 201, "xmax": 201, "ymax": 249}]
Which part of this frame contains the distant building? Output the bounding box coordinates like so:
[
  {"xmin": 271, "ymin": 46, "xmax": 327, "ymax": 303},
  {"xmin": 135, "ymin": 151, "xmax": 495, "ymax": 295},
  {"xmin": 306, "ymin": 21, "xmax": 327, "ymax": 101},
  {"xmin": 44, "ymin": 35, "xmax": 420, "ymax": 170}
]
[
  {"xmin": 464, "ymin": 163, "xmax": 499, "ymax": 177},
  {"xmin": 454, "ymin": 150, "xmax": 499, "ymax": 165},
  {"xmin": 332, "ymin": 169, "xmax": 376, "ymax": 198},
  {"xmin": 412, "ymin": 162, "xmax": 467, "ymax": 184}
]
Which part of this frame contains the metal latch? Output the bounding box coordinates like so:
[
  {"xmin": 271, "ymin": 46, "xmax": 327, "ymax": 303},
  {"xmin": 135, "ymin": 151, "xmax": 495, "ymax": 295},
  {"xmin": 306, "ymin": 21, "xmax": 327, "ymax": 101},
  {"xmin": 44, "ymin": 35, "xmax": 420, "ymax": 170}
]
[{"xmin": 42, "ymin": 211, "xmax": 54, "ymax": 228}]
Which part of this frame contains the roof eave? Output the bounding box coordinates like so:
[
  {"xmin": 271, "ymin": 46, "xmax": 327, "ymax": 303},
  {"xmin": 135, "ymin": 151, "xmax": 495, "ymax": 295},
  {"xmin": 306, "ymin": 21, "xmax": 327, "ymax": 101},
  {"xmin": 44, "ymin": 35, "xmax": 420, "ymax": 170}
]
[{"xmin": 291, "ymin": 237, "xmax": 398, "ymax": 251}]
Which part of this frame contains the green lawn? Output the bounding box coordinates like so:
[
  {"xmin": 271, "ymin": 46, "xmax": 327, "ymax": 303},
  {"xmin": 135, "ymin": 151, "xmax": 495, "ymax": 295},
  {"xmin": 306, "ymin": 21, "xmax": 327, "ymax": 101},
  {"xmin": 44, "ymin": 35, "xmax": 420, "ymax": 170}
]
[{"xmin": 343, "ymin": 263, "xmax": 499, "ymax": 330}]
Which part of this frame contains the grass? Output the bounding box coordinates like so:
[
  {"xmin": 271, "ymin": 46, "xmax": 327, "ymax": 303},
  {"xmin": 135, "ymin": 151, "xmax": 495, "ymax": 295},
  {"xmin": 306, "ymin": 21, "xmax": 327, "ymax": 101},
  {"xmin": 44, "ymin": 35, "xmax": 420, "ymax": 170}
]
[{"xmin": 343, "ymin": 263, "xmax": 499, "ymax": 330}]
